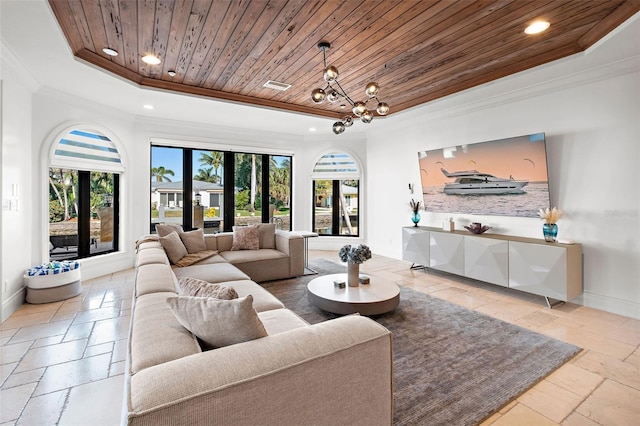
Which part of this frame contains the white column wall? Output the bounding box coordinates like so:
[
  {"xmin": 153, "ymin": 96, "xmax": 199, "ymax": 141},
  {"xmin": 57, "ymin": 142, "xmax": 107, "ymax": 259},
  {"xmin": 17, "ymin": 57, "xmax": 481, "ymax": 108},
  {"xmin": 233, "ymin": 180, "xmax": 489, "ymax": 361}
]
[
  {"xmin": 296, "ymin": 133, "xmax": 368, "ymax": 250},
  {"xmin": 1, "ymin": 47, "xmax": 37, "ymax": 321}
]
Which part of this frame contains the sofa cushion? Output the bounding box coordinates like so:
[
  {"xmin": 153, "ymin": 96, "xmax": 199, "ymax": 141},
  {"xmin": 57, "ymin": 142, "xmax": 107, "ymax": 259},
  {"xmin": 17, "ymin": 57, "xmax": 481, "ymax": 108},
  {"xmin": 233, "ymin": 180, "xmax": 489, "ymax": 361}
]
[
  {"xmin": 156, "ymin": 223, "xmax": 184, "ymax": 237},
  {"xmin": 214, "ymin": 232, "xmax": 234, "ymax": 252},
  {"xmin": 172, "ymin": 263, "xmax": 250, "ymax": 283},
  {"xmin": 159, "ymin": 232, "xmax": 188, "ymax": 264},
  {"xmin": 136, "ymin": 240, "xmax": 163, "ymax": 251},
  {"xmin": 135, "ymin": 235, "xmax": 160, "ymax": 251},
  {"xmin": 258, "ymin": 309, "xmax": 309, "ymax": 335},
  {"xmin": 203, "ymin": 234, "xmax": 219, "ymax": 251},
  {"xmin": 220, "ymin": 250, "xmax": 292, "ymax": 283},
  {"xmin": 231, "ymin": 225, "xmax": 259, "ymax": 251},
  {"xmin": 258, "ymin": 223, "xmax": 276, "ymax": 249},
  {"xmin": 174, "ymin": 250, "xmax": 219, "ymax": 267},
  {"xmin": 131, "ymin": 292, "xmax": 201, "ymax": 374},
  {"xmin": 179, "ymin": 229, "xmax": 207, "ymax": 253},
  {"xmin": 135, "ymin": 247, "xmax": 170, "ymax": 267},
  {"xmin": 166, "ymin": 295, "xmax": 267, "ymax": 349},
  {"xmin": 220, "ymin": 248, "xmax": 286, "ymax": 264},
  {"xmin": 178, "ymin": 277, "xmax": 238, "ymax": 300},
  {"xmin": 221, "ymin": 279, "xmax": 285, "ymax": 312},
  {"xmin": 136, "ymin": 264, "xmax": 178, "ymax": 296}
]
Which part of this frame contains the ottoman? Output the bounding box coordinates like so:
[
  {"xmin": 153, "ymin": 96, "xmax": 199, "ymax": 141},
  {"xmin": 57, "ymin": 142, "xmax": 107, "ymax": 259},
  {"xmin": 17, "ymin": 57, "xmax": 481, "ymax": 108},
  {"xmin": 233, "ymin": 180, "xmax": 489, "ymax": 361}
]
[{"xmin": 24, "ymin": 261, "xmax": 82, "ymax": 304}]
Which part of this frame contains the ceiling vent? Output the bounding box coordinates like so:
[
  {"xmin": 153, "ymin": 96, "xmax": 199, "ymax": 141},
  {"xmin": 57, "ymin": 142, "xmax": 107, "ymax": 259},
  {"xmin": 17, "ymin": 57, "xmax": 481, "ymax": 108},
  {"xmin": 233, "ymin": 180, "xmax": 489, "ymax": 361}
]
[{"xmin": 263, "ymin": 80, "xmax": 292, "ymax": 91}]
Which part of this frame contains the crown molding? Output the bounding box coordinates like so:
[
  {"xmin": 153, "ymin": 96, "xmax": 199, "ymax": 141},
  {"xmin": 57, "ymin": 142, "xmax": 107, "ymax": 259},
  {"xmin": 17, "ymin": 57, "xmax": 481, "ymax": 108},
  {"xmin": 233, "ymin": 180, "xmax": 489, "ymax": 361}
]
[
  {"xmin": 391, "ymin": 54, "xmax": 640, "ymax": 124},
  {"xmin": 0, "ymin": 40, "xmax": 41, "ymax": 92}
]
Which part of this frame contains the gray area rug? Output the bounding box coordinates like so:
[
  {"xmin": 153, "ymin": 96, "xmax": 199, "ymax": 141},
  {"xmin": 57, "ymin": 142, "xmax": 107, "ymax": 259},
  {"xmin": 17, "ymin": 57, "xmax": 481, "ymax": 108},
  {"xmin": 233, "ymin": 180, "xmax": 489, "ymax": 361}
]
[{"xmin": 261, "ymin": 258, "xmax": 581, "ymax": 426}]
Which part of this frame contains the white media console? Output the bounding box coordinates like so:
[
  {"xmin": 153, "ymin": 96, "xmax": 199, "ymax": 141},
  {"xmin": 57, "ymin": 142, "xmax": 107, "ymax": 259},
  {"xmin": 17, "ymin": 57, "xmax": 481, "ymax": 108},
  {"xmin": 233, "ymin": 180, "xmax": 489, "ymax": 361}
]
[{"xmin": 402, "ymin": 226, "xmax": 583, "ymax": 307}]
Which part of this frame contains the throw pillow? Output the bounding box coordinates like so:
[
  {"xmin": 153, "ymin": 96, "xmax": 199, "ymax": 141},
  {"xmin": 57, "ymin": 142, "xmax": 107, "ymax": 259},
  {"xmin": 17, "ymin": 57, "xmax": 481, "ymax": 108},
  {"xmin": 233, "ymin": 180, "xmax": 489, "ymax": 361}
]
[
  {"xmin": 156, "ymin": 223, "xmax": 184, "ymax": 237},
  {"xmin": 178, "ymin": 277, "xmax": 238, "ymax": 300},
  {"xmin": 166, "ymin": 295, "xmax": 267, "ymax": 349},
  {"xmin": 231, "ymin": 225, "xmax": 260, "ymax": 251},
  {"xmin": 257, "ymin": 223, "xmax": 276, "ymax": 249},
  {"xmin": 179, "ymin": 229, "xmax": 207, "ymax": 253},
  {"xmin": 159, "ymin": 231, "xmax": 188, "ymax": 264}
]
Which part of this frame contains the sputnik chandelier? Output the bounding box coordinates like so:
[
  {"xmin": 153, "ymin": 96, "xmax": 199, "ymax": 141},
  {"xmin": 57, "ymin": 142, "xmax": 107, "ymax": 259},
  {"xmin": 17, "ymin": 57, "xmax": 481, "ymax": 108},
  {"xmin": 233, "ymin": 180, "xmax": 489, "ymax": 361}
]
[{"xmin": 310, "ymin": 42, "xmax": 390, "ymax": 134}]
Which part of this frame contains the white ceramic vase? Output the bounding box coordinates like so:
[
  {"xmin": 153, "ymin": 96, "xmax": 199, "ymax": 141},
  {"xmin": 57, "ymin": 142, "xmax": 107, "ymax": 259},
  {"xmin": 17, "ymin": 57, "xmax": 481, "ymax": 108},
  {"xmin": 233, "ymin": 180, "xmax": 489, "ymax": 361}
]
[{"xmin": 347, "ymin": 261, "xmax": 359, "ymax": 287}]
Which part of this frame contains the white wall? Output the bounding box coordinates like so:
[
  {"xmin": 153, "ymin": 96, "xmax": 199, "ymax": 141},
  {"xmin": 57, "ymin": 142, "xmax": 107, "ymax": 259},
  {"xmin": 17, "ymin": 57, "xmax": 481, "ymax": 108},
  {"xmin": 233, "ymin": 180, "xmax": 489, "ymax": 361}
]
[
  {"xmin": 0, "ymin": 45, "xmax": 38, "ymax": 321},
  {"xmin": 365, "ymin": 48, "xmax": 640, "ymax": 318}
]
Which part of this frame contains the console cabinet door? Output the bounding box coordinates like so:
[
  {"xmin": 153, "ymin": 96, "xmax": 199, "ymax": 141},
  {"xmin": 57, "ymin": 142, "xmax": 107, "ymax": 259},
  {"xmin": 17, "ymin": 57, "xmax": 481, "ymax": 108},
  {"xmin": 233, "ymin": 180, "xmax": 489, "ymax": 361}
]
[
  {"xmin": 430, "ymin": 232, "xmax": 464, "ymax": 275},
  {"xmin": 464, "ymin": 236, "xmax": 509, "ymax": 287},
  {"xmin": 509, "ymin": 241, "xmax": 568, "ymax": 300},
  {"xmin": 402, "ymin": 227, "xmax": 429, "ymax": 266}
]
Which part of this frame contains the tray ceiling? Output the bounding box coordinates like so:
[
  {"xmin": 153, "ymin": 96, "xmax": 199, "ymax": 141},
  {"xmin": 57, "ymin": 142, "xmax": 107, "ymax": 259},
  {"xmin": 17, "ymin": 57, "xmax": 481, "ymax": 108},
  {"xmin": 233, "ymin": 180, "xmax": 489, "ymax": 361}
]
[{"xmin": 48, "ymin": 0, "xmax": 640, "ymax": 119}]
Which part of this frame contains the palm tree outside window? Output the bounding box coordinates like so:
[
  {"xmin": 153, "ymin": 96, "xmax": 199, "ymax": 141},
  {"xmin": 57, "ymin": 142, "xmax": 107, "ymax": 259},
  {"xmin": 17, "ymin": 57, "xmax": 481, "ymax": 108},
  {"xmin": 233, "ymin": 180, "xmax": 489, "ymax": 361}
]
[{"xmin": 150, "ymin": 145, "xmax": 291, "ymax": 233}]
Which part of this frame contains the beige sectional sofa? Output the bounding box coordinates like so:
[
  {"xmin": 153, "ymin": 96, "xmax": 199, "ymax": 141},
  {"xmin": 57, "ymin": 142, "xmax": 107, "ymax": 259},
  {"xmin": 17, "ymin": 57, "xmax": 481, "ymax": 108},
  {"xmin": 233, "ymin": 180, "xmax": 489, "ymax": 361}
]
[{"xmin": 125, "ymin": 228, "xmax": 394, "ymax": 425}]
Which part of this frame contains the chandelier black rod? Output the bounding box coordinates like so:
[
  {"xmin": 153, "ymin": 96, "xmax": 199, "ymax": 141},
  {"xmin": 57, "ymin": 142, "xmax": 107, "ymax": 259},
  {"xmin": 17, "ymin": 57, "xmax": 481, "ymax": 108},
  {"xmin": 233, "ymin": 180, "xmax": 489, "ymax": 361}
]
[{"xmin": 333, "ymin": 80, "xmax": 356, "ymax": 106}]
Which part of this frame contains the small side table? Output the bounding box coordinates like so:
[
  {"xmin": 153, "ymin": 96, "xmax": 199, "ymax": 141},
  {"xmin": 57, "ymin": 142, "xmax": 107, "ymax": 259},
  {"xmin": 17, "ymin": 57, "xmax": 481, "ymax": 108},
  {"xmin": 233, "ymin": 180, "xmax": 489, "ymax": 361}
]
[{"xmin": 291, "ymin": 231, "xmax": 318, "ymax": 274}]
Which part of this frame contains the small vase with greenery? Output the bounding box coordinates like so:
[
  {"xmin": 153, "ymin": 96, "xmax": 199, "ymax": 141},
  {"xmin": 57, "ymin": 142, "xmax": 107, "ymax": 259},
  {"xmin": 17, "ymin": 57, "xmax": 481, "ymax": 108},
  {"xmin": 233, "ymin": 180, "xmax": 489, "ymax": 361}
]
[{"xmin": 339, "ymin": 244, "xmax": 372, "ymax": 287}]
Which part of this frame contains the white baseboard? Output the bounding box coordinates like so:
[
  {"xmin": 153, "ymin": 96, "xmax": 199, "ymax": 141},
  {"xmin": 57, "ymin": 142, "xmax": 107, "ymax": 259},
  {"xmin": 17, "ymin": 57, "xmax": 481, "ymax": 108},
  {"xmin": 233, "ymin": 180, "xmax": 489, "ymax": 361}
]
[
  {"xmin": 79, "ymin": 251, "xmax": 135, "ymax": 281},
  {"xmin": 2, "ymin": 287, "xmax": 26, "ymax": 323},
  {"xmin": 574, "ymin": 291, "xmax": 639, "ymax": 320}
]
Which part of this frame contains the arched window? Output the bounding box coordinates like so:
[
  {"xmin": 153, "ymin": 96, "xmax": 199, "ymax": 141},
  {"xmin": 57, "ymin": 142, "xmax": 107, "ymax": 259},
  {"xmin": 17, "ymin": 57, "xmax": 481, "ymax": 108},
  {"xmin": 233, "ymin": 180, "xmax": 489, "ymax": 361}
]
[
  {"xmin": 311, "ymin": 152, "xmax": 361, "ymax": 236},
  {"xmin": 48, "ymin": 127, "xmax": 124, "ymax": 260}
]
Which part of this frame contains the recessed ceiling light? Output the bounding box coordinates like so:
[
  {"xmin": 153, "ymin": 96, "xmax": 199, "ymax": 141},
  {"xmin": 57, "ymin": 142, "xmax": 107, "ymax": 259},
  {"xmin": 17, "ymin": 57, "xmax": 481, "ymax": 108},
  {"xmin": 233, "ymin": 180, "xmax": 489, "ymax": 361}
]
[
  {"xmin": 102, "ymin": 47, "xmax": 118, "ymax": 56},
  {"xmin": 141, "ymin": 54, "xmax": 161, "ymax": 65},
  {"xmin": 309, "ymin": 128, "xmax": 317, "ymax": 132},
  {"xmin": 525, "ymin": 21, "xmax": 550, "ymax": 35},
  {"xmin": 168, "ymin": 70, "xmax": 176, "ymax": 77},
  {"xmin": 143, "ymin": 104, "xmax": 154, "ymax": 110}
]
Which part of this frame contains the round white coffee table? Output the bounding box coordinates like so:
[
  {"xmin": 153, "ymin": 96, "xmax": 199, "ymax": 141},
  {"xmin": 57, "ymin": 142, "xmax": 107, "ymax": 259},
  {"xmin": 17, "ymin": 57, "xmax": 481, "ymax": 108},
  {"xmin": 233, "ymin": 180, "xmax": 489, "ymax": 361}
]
[{"xmin": 307, "ymin": 273, "xmax": 400, "ymax": 315}]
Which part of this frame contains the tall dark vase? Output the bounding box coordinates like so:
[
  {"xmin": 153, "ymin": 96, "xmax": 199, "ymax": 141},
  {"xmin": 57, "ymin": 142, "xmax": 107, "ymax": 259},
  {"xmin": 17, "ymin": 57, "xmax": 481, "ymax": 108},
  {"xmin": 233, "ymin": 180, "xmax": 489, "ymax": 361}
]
[
  {"xmin": 543, "ymin": 223, "xmax": 558, "ymax": 242},
  {"xmin": 411, "ymin": 212, "xmax": 421, "ymax": 227}
]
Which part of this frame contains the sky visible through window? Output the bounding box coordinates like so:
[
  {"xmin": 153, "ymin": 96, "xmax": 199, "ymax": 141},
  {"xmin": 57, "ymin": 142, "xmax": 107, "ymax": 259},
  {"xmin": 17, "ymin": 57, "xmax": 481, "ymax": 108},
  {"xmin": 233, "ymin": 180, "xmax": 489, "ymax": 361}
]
[
  {"xmin": 152, "ymin": 147, "xmax": 289, "ymax": 183},
  {"xmin": 152, "ymin": 147, "xmax": 184, "ymax": 181}
]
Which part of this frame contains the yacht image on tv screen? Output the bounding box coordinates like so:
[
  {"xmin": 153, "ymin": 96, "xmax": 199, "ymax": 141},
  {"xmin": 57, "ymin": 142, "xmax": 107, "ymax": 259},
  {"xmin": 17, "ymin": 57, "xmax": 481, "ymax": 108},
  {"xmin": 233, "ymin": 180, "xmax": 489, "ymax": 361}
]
[
  {"xmin": 440, "ymin": 168, "xmax": 529, "ymax": 195},
  {"xmin": 417, "ymin": 133, "xmax": 550, "ymax": 218}
]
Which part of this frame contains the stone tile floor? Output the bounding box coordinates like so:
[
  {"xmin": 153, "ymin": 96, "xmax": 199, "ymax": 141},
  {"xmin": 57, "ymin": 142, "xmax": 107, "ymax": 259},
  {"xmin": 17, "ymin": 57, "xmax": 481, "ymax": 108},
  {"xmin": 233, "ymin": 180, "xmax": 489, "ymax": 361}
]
[{"xmin": 1, "ymin": 251, "xmax": 638, "ymax": 425}]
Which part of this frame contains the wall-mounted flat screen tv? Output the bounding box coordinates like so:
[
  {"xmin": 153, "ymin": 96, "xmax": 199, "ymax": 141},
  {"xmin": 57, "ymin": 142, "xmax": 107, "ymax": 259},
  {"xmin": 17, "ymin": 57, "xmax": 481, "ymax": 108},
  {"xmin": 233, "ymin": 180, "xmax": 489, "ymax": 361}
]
[{"xmin": 417, "ymin": 133, "xmax": 550, "ymax": 218}]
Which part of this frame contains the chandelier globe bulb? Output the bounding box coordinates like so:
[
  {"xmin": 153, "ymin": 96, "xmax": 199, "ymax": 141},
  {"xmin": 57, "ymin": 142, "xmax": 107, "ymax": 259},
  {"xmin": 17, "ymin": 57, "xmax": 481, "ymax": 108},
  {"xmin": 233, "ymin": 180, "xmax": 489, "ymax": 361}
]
[
  {"xmin": 361, "ymin": 110, "xmax": 374, "ymax": 123},
  {"xmin": 327, "ymin": 89, "xmax": 339, "ymax": 103},
  {"xmin": 376, "ymin": 102, "xmax": 390, "ymax": 115},
  {"xmin": 342, "ymin": 116, "xmax": 354, "ymax": 127},
  {"xmin": 365, "ymin": 82, "xmax": 380, "ymax": 98},
  {"xmin": 324, "ymin": 65, "xmax": 339, "ymax": 82},
  {"xmin": 332, "ymin": 121, "xmax": 346, "ymax": 134},
  {"xmin": 311, "ymin": 88, "xmax": 326, "ymax": 103},
  {"xmin": 352, "ymin": 101, "xmax": 367, "ymax": 117}
]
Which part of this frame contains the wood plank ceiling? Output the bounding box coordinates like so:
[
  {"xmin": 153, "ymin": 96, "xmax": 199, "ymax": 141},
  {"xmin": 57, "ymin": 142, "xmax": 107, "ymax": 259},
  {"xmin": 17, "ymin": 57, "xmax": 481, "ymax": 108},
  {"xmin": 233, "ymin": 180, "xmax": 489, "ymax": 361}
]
[{"xmin": 49, "ymin": 0, "xmax": 640, "ymax": 120}]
